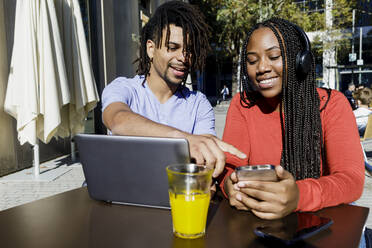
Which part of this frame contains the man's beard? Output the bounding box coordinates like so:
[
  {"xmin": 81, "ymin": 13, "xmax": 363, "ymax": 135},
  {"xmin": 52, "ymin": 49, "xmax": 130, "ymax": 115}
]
[{"xmin": 163, "ymin": 66, "xmax": 189, "ymax": 87}]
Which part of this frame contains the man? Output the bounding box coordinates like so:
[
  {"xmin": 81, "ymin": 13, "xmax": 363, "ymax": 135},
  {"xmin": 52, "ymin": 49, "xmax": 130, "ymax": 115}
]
[
  {"xmin": 221, "ymin": 85, "xmax": 229, "ymax": 101},
  {"xmin": 344, "ymin": 82, "xmax": 356, "ymax": 110},
  {"xmin": 102, "ymin": 1, "xmax": 246, "ymax": 178}
]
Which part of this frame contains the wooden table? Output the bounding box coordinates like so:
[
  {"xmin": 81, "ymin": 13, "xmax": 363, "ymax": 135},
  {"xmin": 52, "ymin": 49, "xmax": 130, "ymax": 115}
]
[{"xmin": 0, "ymin": 187, "xmax": 368, "ymax": 247}]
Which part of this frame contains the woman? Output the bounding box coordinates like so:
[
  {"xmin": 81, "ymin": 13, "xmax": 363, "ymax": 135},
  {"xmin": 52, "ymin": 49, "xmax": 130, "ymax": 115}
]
[{"xmin": 221, "ymin": 18, "xmax": 364, "ymax": 220}]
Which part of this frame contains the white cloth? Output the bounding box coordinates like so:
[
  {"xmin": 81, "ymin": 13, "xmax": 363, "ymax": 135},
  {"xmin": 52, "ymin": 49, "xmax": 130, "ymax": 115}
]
[
  {"xmin": 39, "ymin": 0, "xmax": 70, "ymax": 143},
  {"xmin": 55, "ymin": 0, "xmax": 99, "ymax": 136},
  {"xmin": 353, "ymin": 107, "xmax": 372, "ymax": 132},
  {"xmin": 4, "ymin": 0, "xmax": 98, "ymax": 146},
  {"xmin": 5, "ymin": 0, "xmax": 45, "ymax": 145}
]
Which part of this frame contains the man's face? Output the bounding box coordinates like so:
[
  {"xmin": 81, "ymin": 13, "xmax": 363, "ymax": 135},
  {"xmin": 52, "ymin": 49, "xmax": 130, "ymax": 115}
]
[{"xmin": 146, "ymin": 24, "xmax": 190, "ymax": 88}]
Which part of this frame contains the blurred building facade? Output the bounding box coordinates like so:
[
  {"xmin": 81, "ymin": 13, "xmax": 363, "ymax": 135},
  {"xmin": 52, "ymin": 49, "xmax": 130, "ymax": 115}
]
[{"xmin": 294, "ymin": 0, "xmax": 372, "ymax": 92}]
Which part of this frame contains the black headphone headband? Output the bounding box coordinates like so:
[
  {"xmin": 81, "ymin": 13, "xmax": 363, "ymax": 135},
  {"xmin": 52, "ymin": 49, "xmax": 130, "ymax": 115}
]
[
  {"xmin": 292, "ymin": 24, "xmax": 312, "ymax": 78},
  {"xmin": 293, "ymin": 24, "xmax": 311, "ymax": 52}
]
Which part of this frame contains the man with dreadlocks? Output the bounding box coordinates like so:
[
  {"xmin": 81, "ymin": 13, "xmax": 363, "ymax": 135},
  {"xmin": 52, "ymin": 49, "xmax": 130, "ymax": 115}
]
[
  {"xmin": 220, "ymin": 18, "xmax": 364, "ymax": 220},
  {"xmin": 101, "ymin": 1, "xmax": 246, "ymax": 179}
]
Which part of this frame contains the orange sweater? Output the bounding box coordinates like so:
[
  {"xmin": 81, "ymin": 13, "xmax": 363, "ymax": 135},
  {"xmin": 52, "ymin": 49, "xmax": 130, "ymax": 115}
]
[{"xmin": 222, "ymin": 88, "xmax": 364, "ymax": 212}]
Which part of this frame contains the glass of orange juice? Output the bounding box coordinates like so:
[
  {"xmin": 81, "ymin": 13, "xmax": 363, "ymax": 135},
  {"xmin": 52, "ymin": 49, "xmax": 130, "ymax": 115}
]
[{"xmin": 166, "ymin": 163, "xmax": 212, "ymax": 239}]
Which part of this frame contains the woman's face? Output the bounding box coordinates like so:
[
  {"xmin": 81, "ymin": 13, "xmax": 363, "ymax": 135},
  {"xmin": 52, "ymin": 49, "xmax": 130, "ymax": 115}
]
[{"xmin": 246, "ymin": 27, "xmax": 283, "ymax": 99}]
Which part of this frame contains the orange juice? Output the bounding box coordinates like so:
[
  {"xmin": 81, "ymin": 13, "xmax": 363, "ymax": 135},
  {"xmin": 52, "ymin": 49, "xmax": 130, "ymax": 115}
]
[{"xmin": 169, "ymin": 191, "xmax": 210, "ymax": 239}]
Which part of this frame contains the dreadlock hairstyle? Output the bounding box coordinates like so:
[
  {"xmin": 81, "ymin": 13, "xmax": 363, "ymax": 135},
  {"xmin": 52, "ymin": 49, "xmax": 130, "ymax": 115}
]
[
  {"xmin": 136, "ymin": 0, "xmax": 210, "ymax": 85},
  {"xmin": 239, "ymin": 18, "xmax": 327, "ymax": 180}
]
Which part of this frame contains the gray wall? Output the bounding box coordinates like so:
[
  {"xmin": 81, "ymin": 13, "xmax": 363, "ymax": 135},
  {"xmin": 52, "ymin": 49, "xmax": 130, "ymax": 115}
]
[
  {"xmin": 92, "ymin": 0, "xmax": 140, "ymax": 85},
  {"xmin": 0, "ymin": 0, "xmax": 17, "ymax": 175},
  {"xmin": 112, "ymin": 0, "xmax": 140, "ymax": 78},
  {"xmin": 100, "ymin": 0, "xmax": 175, "ymax": 84}
]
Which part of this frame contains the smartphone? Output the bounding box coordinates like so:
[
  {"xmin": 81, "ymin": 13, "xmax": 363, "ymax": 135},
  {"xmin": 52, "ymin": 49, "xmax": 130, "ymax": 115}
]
[
  {"xmin": 254, "ymin": 212, "xmax": 333, "ymax": 245},
  {"xmin": 235, "ymin": 165, "xmax": 278, "ymax": 181}
]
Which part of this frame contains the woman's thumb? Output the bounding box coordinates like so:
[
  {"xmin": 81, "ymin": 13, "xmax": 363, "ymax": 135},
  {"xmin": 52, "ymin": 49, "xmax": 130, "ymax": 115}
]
[{"xmin": 275, "ymin": 165, "xmax": 290, "ymax": 180}]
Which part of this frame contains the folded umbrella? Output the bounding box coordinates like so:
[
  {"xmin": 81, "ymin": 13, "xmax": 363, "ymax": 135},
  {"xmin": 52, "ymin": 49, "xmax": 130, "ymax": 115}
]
[{"xmin": 4, "ymin": 0, "xmax": 99, "ymax": 178}]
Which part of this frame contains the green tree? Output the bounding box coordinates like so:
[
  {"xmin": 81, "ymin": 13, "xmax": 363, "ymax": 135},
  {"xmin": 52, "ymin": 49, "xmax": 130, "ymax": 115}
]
[
  {"xmin": 192, "ymin": 0, "xmax": 314, "ymax": 94},
  {"xmin": 320, "ymin": 0, "xmax": 355, "ymax": 50},
  {"xmin": 191, "ymin": 0, "xmax": 356, "ymax": 93}
]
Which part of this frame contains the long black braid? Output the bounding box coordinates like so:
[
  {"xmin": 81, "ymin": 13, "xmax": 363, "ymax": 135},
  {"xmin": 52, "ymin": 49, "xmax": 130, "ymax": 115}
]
[
  {"xmin": 136, "ymin": 1, "xmax": 210, "ymax": 85},
  {"xmin": 240, "ymin": 18, "xmax": 328, "ymax": 180}
]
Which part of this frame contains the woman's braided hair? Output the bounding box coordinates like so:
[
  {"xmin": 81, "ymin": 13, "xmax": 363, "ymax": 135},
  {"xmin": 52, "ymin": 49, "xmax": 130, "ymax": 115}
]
[
  {"xmin": 136, "ymin": 0, "xmax": 210, "ymax": 85},
  {"xmin": 240, "ymin": 18, "xmax": 324, "ymax": 180}
]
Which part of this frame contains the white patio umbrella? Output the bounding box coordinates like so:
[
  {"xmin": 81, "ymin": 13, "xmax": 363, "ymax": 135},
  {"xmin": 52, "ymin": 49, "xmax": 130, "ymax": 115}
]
[
  {"xmin": 55, "ymin": 0, "xmax": 99, "ymax": 137},
  {"xmin": 4, "ymin": 0, "xmax": 98, "ymax": 178},
  {"xmin": 55, "ymin": 0, "xmax": 99, "ymax": 161}
]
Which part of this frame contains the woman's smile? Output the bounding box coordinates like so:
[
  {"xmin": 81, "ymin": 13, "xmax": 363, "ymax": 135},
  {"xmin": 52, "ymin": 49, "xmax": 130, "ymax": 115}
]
[{"xmin": 256, "ymin": 77, "xmax": 279, "ymax": 89}]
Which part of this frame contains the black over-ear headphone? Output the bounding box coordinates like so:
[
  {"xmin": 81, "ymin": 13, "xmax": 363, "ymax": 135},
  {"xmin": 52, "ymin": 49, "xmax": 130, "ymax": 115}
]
[{"xmin": 292, "ymin": 24, "xmax": 312, "ymax": 79}]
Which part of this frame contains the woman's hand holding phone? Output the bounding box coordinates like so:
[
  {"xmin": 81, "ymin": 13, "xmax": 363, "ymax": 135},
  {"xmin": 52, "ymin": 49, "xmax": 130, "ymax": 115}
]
[
  {"xmin": 224, "ymin": 171, "xmax": 251, "ymax": 211},
  {"xmin": 228, "ymin": 165, "xmax": 299, "ymax": 220}
]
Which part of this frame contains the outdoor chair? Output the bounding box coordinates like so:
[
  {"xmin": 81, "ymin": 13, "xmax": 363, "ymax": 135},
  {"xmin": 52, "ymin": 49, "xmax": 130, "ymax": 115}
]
[{"xmin": 360, "ymin": 115, "xmax": 372, "ymax": 173}]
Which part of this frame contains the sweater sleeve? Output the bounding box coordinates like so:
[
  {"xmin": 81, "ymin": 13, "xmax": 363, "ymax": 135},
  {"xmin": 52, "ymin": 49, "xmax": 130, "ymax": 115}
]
[
  {"xmin": 295, "ymin": 90, "xmax": 365, "ymax": 211},
  {"xmin": 220, "ymin": 95, "xmax": 250, "ymax": 197}
]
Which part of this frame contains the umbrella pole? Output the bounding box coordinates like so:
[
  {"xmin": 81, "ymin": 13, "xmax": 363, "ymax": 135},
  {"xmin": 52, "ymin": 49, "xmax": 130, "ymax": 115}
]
[
  {"xmin": 71, "ymin": 137, "xmax": 76, "ymax": 162},
  {"xmin": 33, "ymin": 140, "xmax": 40, "ymax": 177}
]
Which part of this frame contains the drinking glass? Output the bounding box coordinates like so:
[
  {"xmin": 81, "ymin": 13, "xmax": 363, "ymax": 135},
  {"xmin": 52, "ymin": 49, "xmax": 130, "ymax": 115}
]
[{"xmin": 166, "ymin": 163, "xmax": 212, "ymax": 239}]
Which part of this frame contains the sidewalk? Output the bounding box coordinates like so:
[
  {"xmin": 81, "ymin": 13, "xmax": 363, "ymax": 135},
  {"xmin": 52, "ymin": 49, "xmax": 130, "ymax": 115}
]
[
  {"xmin": 0, "ymin": 159, "xmax": 84, "ymax": 210},
  {"xmin": 0, "ymin": 101, "xmax": 371, "ymax": 229}
]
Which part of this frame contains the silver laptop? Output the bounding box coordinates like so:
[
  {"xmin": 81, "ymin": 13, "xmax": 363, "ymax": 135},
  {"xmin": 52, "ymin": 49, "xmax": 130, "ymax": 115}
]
[{"xmin": 75, "ymin": 134, "xmax": 190, "ymax": 209}]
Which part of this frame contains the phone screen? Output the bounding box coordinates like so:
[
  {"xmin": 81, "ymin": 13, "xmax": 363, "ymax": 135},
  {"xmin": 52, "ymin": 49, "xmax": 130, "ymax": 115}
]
[{"xmin": 254, "ymin": 212, "xmax": 333, "ymax": 245}]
